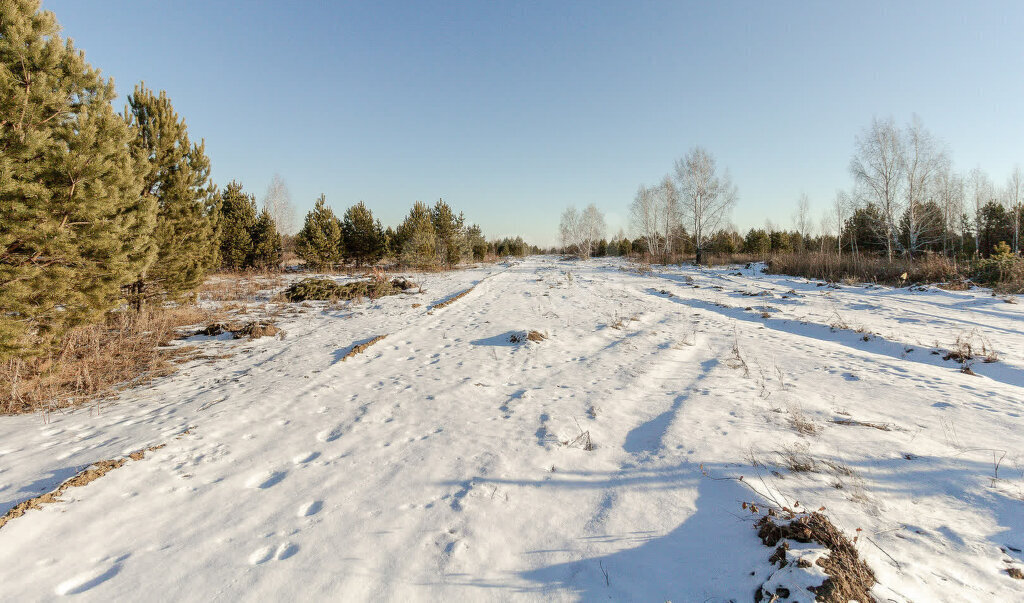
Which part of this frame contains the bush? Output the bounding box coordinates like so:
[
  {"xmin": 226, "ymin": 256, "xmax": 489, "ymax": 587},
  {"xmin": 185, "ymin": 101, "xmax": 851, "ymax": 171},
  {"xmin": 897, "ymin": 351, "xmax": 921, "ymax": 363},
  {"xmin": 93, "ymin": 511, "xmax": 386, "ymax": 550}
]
[
  {"xmin": 283, "ymin": 277, "xmax": 416, "ymax": 302},
  {"xmin": 973, "ymin": 254, "xmax": 1024, "ymax": 292}
]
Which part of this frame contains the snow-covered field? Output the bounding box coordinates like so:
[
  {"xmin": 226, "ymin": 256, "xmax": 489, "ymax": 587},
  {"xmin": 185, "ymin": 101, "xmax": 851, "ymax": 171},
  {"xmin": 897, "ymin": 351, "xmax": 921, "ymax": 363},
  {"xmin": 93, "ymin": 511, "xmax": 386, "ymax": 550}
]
[{"xmin": 1, "ymin": 256, "xmax": 1022, "ymax": 601}]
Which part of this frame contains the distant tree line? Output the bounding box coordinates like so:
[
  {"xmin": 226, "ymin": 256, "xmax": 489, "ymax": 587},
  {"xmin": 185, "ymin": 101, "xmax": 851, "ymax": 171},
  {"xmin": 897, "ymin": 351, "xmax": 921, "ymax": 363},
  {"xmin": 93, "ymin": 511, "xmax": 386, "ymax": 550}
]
[
  {"xmin": 292, "ymin": 197, "xmax": 538, "ymax": 270},
  {"xmin": 613, "ymin": 121, "xmax": 1022, "ymax": 266}
]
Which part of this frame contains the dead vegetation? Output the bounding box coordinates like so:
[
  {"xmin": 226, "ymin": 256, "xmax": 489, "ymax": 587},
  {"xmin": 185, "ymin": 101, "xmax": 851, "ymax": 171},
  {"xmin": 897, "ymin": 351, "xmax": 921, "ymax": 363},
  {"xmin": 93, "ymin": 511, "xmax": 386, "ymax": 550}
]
[
  {"xmin": 1, "ymin": 305, "xmax": 222, "ymax": 415},
  {"xmin": 766, "ymin": 251, "xmax": 959, "ymax": 288},
  {"xmin": 778, "ymin": 444, "xmax": 817, "ymax": 473},
  {"xmin": 943, "ymin": 330, "xmax": 998, "ymax": 364},
  {"xmin": 0, "ymin": 443, "xmax": 166, "ymax": 531},
  {"xmin": 198, "ymin": 274, "xmax": 285, "ymax": 302},
  {"xmin": 789, "ymin": 406, "xmax": 819, "ymax": 436},
  {"xmin": 510, "ymin": 330, "xmax": 547, "ymax": 343},
  {"xmin": 192, "ymin": 320, "xmax": 283, "ymax": 340},
  {"xmin": 726, "ymin": 330, "xmax": 750, "ymax": 377},
  {"xmin": 340, "ymin": 335, "xmax": 388, "ymax": 362},
  {"xmin": 830, "ymin": 418, "xmax": 892, "ymax": 431},
  {"xmin": 754, "ymin": 510, "xmax": 876, "ymax": 602},
  {"xmin": 562, "ymin": 418, "xmax": 593, "ymax": 451},
  {"xmin": 283, "ymin": 276, "xmax": 418, "ymax": 302}
]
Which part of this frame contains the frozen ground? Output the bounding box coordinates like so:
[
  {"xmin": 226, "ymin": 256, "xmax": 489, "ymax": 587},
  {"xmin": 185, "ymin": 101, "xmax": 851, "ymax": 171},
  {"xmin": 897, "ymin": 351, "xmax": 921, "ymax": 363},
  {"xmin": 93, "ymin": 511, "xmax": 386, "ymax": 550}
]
[{"xmin": 0, "ymin": 256, "xmax": 1022, "ymax": 601}]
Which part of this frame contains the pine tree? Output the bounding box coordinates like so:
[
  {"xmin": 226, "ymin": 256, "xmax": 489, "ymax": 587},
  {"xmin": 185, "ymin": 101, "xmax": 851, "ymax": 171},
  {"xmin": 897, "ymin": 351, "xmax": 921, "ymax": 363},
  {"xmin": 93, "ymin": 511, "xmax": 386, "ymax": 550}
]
[
  {"xmin": 382, "ymin": 226, "xmax": 398, "ymax": 258},
  {"xmin": 218, "ymin": 181, "xmax": 257, "ymax": 270},
  {"xmin": 431, "ymin": 199, "xmax": 466, "ymax": 267},
  {"xmin": 0, "ymin": 1, "xmax": 156, "ymax": 360},
  {"xmin": 341, "ymin": 202, "xmax": 385, "ymax": 266},
  {"xmin": 125, "ymin": 84, "xmax": 218, "ymax": 305},
  {"xmin": 397, "ymin": 201, "xmax": 436, "ymax": 268},
  {"xmin": 466, "ymin": 224, "xmax": 487, "ymax": 260},
  {"xmin": 296, "ymin": 194, "xmax": 343, "ymax": 270},
  {"xmin": 250, "ymin": 209, "xmax": 283, "ymax": 270}
]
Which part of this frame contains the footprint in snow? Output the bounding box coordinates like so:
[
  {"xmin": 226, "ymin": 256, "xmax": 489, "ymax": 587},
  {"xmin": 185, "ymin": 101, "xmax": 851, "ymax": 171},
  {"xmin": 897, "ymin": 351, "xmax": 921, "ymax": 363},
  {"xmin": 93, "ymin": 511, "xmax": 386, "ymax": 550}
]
[
  {"xmin": 246, "ymin": 470, "xmax": 287, "ymax": 489},
  {"xmin": 292, "ymin": 451, "xmax": 320, "ymax": 464},
  {"xmin": 249, "ymin": 542, "xmax": 299, "ymax": 565},
  {"xmin": 316, "ymin": 426, "xmax": 343, "ymax": 442},
  {"xmin": 55, "ymin": 563, "xmax": 122, "ymax": 595},
  {"xmin": 248, "ymin": 546, "xmax": 275, "ymax": 565},
  {"xmin": 297, "ymin": 500, "xmax": 323, "ymax": 517}
]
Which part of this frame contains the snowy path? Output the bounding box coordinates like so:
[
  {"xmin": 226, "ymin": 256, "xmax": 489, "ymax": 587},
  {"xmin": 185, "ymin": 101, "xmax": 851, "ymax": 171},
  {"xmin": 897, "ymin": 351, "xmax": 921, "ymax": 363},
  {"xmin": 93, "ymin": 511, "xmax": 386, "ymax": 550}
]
[{"xmin": 1, "ymin": 257, "xmax": 1022, "ymax": 601}]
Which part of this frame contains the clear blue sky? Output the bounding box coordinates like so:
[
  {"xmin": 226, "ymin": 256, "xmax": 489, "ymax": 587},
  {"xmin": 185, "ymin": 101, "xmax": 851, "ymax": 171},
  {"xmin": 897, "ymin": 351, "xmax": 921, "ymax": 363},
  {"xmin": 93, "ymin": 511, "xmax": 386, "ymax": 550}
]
[{"xmin": 43, "ymin": 0, "xmax": 1024, "ymax": 246}]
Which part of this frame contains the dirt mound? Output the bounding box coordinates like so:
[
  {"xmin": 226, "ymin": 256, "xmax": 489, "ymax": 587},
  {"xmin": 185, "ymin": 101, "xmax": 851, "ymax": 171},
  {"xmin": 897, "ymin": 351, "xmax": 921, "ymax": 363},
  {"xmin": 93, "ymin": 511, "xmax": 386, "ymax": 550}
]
[
  {"xmin": 284, "ymin": 277, "xmax": 416, "ymax": 302},
  {"xmin": 755, "ymin": 511, "xmax": 876, "ymax": 602}
]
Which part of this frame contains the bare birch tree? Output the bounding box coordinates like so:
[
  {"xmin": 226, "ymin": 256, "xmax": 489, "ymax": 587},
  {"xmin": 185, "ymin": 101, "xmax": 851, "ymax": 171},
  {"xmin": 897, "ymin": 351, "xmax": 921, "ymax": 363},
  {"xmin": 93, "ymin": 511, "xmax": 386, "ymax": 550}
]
[
  {"xmin": 581, "ymin": 204, "xmax": 607, "ymax": 258},
  {"xmin": 850, "ymin": 117, "xmax": 905, "ymax": 261},
  {"xmin": 794, "ymin": 192, "xmax": 811, "ymax": 252},
  {"xmin": 655, "ymin": 175, "xmax": 679, "ymax": 261},
  {"xmin": 831, "ymin": 190, "xmax": 852, "ymax": 256},
  {"xmin": 630, "ymin": 185, "xmax": 661, "ymax": 260},
  {"xmin": 935, "ymin": 167, "xmax": 964, "ymax": 256},
  {"xmin": 262, "ymin": 174, "xmax": 296, "ymax": 235},
  {"xmin": 559, "ymin": 206, "xmax": 582, "ymax": 256},
  {"xmin": 968, "ymin": 167, "xmax": 993, "ymax": 256},
  {"xmin": 674, "ymin": 146, "xmax": 737, "ymax": 265},
  {"xmin": 560, "ymin": 204, "xmax": 605, "ymax": 259},
  {"xmin": 1005, "ymin": 165, "xmax": 1023, "ymax": 253},
  {"xmin": 901, "ymin": 117, "xmax": 947, "ymax": 257}
]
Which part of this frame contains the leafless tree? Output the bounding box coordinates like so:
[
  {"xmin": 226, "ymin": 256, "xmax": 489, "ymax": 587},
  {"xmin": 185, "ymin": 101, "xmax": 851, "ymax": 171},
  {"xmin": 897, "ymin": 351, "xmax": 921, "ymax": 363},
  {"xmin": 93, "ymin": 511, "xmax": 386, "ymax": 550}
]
[
  {"xmin": 559, "ymin": 206, "xmax": 582, "ymax": 256},
  {"xmin": 968, "ymin": 167, "xmax": 993, "ymax": 256},
  {"xmin": 262, "ymin": 173, "xmax": 296, "ymax": 235},
  {"xmin": 818, "ymin": 213, "xmax": 831, "ymax": 253},
  {"xmin": 850, "ymin": 117, "xmax": 905, "ymax": 261},
  {"xmin": 831, "ymin": 190, "xmax": 852, "ymax": 256},
  {"xmin": 1005, "ymin": 165, "xmax": 1023, "ymax": 253},
  {"xmin": 581, "ymin": 204, "xmax": 607, "ymax": 258},
  {"xmin": 630, "ymin": 184, "xmax": 661, "ymax": 260},
  {"xmin": 901, "ymin": 117, "xmax": 948, "ymax": 257},
  {"xmin": 935, "ymin": 167, "xmax": 964, "ymax": 256},
  {"xmin": 655, "ymin": 175, "xmax": 679, "ymax": 260},
  {"xmin": 674, "ymin": 146, "xmax": 737, "ymax": 265},
  {"xmin": 794, "ymin": 192, "xmax": 811, "ymax": 252},
  {"xmin": 560, "ymin": 204, "xmax": 606, "ymax": 259}
]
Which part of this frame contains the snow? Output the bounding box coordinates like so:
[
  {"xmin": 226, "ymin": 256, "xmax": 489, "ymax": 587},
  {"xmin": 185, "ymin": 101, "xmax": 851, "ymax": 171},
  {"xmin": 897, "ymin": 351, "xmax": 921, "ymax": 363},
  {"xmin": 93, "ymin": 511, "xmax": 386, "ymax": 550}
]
[{"xmin": 1, "ymin": 256, "xmax": 1022, "ymax": 601}]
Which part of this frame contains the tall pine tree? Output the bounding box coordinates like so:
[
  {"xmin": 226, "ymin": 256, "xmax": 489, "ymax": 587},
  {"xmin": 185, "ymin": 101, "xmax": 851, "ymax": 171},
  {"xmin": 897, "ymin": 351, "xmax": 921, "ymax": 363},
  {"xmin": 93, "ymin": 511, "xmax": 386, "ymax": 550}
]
[
  {"xmin": 218, "ymin": 181, "xmax": 257, "ymax": 270},
  {"xmin": 1, "ymin": 1, "xmax": 156, "ymax": 360},
  {"xmin": 125, "ymin": 84, "xmax": 218, "ymax": 305},
  {"xmin": 296, "ymin": 194, "xmax": 343, "ymax": 270},
  {"xmin": 341, "ymin": 202, "xmax": 385, "ymax": 266},
  {"xmin": 431, "ymin": 199, "xmax": 465, "ymax": 267},
  {"xmin": 397, "ymin": 201, "xmax": 436, "ymax": 268}
]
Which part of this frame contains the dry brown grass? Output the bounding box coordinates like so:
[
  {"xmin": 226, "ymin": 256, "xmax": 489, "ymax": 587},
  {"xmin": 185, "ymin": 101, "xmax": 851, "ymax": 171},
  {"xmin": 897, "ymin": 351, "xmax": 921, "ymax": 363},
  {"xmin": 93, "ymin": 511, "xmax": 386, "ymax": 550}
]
[
  {"xmin": 755, "ymin": 511, "xmax": 876, "ymax": 602},
  {"xmin": 199, "ymin": 273, "xmax": 285, "ymax": 303},
  {"xmin": 695, "ymin": 252, "xmax": 764, "ymax": 266},
  {"xmin": 1, "ymin": 305, "xmax": 221, "ymax": 415},
  {"xmin": 765, "ymin": 251, "xmax": 960, "ymax": 286}
]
